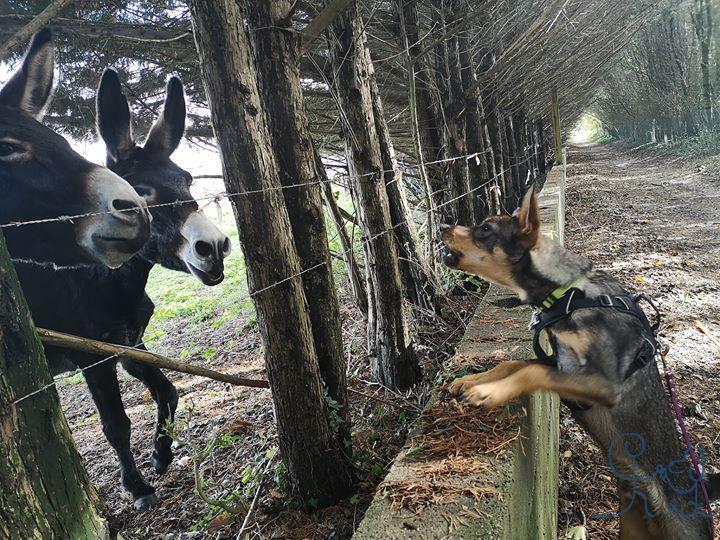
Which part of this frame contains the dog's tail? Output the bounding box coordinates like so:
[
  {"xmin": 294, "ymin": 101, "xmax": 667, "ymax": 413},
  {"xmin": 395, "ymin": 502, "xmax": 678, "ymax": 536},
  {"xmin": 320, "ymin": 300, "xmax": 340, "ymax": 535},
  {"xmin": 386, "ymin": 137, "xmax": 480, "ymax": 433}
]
[{"xmin": 707, "ymin": 472, "xmax": 720, "ymax": 500}]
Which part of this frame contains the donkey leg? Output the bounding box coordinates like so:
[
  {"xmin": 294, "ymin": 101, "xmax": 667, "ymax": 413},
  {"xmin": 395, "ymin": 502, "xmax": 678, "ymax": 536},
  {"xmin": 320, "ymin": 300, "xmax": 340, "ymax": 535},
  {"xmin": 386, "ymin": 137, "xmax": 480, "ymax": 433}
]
[
  {"xmin": 121, "ymin": 352, "xmax": 179, "ymax": 474},
  {"xmin": 83, "ymin": 361, "xmax": 158, "ymax": 509}
]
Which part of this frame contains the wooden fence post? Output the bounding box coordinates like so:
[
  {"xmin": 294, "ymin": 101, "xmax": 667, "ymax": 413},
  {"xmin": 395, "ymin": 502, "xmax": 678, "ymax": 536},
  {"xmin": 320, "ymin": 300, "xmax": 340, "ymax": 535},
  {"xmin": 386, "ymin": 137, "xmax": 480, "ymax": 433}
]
[{"xmin": 551, "ymin": 88, "xmax": 562, "ymax": 165}]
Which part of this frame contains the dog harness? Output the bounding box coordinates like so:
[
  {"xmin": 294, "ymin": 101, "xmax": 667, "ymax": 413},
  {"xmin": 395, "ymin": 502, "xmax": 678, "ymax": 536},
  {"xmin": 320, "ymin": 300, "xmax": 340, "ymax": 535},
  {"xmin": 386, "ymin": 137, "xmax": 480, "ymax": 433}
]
[{"xmin": 530, "ymin": 285, "xmax": 659, "ymax": 410}]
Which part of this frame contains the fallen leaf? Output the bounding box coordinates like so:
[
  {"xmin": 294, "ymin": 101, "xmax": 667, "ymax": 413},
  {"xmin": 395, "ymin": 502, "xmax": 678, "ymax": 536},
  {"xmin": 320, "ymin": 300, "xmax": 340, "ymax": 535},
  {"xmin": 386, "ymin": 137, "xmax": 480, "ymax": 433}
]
[
  {"xmin": 634, "ymin": 277, "xmax": 645, "ymax": 283},
  {"xmin": 207, "ymin": 513, "xmax": 233, "ymax": 532},
  {"xmin": 565, "ymin": 525, "xmax": 588, "ymax": 540}
]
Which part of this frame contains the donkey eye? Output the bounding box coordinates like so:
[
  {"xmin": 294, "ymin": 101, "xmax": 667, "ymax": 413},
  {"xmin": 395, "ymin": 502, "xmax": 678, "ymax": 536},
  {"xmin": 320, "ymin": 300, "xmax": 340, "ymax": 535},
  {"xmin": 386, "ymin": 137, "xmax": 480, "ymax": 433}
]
[
  {"xmin": 134, "ymin": 184, "xmax": 157, "ymax": 202},
  {"xmin": 0, "ymin": 141, "xmax": 26, "ymax": 159}
]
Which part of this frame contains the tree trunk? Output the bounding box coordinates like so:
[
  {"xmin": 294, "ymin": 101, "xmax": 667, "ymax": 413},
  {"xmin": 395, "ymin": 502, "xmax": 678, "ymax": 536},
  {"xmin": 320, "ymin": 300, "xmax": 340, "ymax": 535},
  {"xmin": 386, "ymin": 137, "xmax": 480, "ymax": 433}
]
[
  {"xmin": 366, "ymin": 45, "xmax": 438, "ymax": 313},
  {"xmin": 188, "ymin": 0, "xmax": 353, "ymax": 506},
  {"xmin": 327, "ymin": 0, "xmax": 420, "ymax": 390},
  {"xmin": 396, "ymin": 0, "xmax": 439, "ymax": 259},
  {"xmin": 692, "ymin": 0, "xmax": 714, "ymax": 124},
  {"xmin": 248, "ymin": 0, "xmax": 352, "ymax": 452},
  {"xmin": 0, "ymin": 232, "xmax": 111, "ymax": 540},
  {"xmin": 432, "ymin": 0, "xmax": 473, "ymax": 224},
  {"xmin": 459, "ymin": 38, "xmax": 491, "ymax": 222},
  {"xmin": 321, "ymin": 178, "xmax": 368, "ymax": 317}
]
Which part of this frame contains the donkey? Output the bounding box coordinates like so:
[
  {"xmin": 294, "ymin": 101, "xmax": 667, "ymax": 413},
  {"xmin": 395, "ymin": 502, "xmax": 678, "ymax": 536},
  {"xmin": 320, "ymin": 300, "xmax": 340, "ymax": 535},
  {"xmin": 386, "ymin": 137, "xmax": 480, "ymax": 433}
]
[
  {"xmin": 14, "ymin": 69, "xmax": 230, "ymax": 509},
  {"xmin": 0, "ymin": 29, "xmax": 150, "ymax": 268}
]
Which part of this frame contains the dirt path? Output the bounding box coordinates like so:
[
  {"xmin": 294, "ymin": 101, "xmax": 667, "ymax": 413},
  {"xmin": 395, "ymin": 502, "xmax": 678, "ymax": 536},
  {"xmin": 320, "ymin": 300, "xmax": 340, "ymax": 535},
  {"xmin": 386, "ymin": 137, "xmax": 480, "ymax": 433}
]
[{"xmin": 559, "ymin": 141, "xmax": 720, "ymax": 538}]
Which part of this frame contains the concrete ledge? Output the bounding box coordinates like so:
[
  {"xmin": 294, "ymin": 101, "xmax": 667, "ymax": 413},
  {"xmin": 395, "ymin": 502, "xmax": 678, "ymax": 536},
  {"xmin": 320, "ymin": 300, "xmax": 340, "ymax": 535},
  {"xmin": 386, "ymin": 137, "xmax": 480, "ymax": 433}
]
[{"xmin": 353, "ymin": 168, "xmax": 565, "ymax": 540}]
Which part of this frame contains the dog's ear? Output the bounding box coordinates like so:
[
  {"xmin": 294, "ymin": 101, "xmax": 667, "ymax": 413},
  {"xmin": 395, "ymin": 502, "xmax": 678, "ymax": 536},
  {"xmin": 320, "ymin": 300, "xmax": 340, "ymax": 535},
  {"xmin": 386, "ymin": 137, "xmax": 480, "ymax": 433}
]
[{"xmin": 517, "ymin": 186, "xmax": 540, "ymax": 243}]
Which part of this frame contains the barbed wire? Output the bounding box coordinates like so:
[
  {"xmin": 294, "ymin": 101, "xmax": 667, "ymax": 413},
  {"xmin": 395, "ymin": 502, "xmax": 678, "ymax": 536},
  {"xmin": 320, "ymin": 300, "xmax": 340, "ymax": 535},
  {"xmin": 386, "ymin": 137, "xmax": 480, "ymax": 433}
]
[
  {"xmin": 0, "ymin": 150, "xmax": 490, "ymax": 230},
  {"xmin": 7, "ymin": 156, "xmax": 532, "ymax": 407}
]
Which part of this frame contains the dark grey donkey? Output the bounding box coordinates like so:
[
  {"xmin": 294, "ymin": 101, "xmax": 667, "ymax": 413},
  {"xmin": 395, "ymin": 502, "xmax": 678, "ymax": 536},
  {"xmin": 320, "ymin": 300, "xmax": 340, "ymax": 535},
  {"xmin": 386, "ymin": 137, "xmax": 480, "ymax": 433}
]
[
  {"xmin": 15, "ymin": 69, "xmax": 230, "ymax": 509},
  {"xmin": 0, "ymin": 29, "xmax": 150, "ymax": 267}
]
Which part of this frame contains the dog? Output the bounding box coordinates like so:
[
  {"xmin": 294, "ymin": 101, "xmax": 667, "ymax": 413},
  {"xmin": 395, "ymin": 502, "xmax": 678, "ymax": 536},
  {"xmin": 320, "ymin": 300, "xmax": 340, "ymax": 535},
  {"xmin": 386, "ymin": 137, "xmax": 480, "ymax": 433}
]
[{"xmin": 440, "ymin": 186, "xmax": 717, "ymax": 539}]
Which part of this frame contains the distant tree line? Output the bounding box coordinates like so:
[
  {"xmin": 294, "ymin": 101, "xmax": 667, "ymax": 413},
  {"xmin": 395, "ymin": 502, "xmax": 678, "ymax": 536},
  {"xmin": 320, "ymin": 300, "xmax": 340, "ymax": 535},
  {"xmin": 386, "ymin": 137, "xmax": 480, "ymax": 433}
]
[{"xmin": 594, "ymin": 0, "xmax": 720, "ymax": 142}]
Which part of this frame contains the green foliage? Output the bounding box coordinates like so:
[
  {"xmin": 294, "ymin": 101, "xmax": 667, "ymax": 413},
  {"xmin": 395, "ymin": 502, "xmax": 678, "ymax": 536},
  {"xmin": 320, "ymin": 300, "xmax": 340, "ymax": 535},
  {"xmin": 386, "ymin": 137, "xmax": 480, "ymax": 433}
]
[{"xmin": 665, "ymin": 129, "xmax": 720, "ymax": 157}]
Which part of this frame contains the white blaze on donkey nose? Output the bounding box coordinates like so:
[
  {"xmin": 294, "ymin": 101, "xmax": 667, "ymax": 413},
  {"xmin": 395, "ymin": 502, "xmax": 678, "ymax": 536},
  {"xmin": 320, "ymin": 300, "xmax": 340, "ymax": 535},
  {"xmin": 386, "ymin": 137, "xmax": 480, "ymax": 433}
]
[
  {"xmin": 179, "ymin": 211, "xmax": 231, "ymax": 284},
  {"xmin": 77, "ymin": 167, "xmax": 152, "ymax": 268}
]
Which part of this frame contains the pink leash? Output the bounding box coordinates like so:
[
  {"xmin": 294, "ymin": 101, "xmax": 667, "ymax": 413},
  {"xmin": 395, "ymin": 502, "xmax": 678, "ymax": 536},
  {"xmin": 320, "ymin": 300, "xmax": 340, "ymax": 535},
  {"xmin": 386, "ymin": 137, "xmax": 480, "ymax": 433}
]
[{"xmin": 659, "ymin": 346, "xmax": 715, "ymax": 536}]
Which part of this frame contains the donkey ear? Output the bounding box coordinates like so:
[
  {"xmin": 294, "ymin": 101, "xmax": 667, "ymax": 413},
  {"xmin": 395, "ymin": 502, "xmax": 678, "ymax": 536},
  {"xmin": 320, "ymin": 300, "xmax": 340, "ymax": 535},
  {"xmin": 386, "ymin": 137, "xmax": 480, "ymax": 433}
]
[
  {"xmin": 97, "ymin": 69, "xmax": 135, "ymax": 163},
  {"xmin": 0, "ymin": 28, "xmax": 55, "ymax": 119},
  {"xmin": 144, "ymin": 76, "xmax": 186, "ymax": 158},
  {"xmin": 517, "ymin": 185, "xmax": 540, "ymax": 240}
]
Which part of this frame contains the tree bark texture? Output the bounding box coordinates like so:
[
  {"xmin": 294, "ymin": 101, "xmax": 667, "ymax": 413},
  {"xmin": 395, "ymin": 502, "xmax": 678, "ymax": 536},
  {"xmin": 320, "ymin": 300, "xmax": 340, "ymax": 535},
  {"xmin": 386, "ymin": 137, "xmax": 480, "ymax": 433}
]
[
  {"xmin": 0, "ymin": 232, "xmax": 110, "ymax": 540},
  {"xmin": 398, "ymin": 0, "xmax": 446, "ymax": 212},
  {"xmin": 327, "ymin": 0, "xmax": 420, "ymax": 390},
  {"xmin": 432, "ymin": 0, "xmax": 473, "ymax": 224},
  {"xmin": 248, "ymin": 0, "xmax": 352, "ymax": 451},
  {"xmin": 366, "ymin": 45, "xmax": 438, "ymax": 313},
  {"xmin": 188, "ymin": 0, "xmax": 353, "ymax": 505},
  {"xmin": 458, "ymin": 38, "xmax": 492, "ymax": 221}
]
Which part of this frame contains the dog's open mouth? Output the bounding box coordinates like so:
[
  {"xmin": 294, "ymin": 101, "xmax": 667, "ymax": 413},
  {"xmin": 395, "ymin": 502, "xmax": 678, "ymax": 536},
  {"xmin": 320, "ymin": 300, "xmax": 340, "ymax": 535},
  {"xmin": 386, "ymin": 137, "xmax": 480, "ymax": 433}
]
[{"xmin": 442, "ymin": 247, "xmax": 462, "ymax": 267}]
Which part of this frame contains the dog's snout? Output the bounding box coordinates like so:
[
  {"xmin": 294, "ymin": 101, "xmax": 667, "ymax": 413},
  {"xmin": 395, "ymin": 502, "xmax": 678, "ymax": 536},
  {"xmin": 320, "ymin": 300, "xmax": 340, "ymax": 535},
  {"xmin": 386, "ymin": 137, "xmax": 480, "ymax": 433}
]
[{"xmin": 439, "ymin": 223, "xmax": 454, "ymax": 232}]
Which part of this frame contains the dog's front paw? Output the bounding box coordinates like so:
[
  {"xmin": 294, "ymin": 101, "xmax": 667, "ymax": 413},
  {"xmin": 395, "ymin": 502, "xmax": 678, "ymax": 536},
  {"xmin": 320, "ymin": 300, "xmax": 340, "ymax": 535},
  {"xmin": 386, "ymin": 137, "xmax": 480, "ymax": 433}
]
[
  {"xmin": 449, "ymin": 372, "xmax": 488, "ymax": 396},
  {"xmin": 460, "ymin": 381, "xmax": 511, "ymax": 409}
]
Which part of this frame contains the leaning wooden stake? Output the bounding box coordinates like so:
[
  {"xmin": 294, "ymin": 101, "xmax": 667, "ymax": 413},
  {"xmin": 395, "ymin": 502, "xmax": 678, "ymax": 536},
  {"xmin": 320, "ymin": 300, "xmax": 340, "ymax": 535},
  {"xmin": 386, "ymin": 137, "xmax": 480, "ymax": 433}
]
[{"xmin": 36, "ymin": 328, "xmax": 270, "ymax": 388}]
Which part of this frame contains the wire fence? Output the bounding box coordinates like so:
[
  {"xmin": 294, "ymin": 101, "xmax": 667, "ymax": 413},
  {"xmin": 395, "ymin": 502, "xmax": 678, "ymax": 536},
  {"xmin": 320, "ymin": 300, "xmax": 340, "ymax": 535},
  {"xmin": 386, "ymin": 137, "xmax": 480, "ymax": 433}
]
[
  {"xmin": 0, "ymin": 151, "xmax": 492, "ymax": 230},
  {"xmin": 7, "ymin": 151, "xmax": 535, "ymax": 407}
]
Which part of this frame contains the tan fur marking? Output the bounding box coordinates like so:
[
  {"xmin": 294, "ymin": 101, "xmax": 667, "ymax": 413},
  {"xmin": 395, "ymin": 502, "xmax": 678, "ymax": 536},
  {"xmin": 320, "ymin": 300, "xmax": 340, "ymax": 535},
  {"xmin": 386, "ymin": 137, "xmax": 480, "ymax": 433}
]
[
  {"xmin": 448, "ymin": 361, "xmax": 527, "ymax": 395},
  {"xmin": 442, "ymin": 225, "xmax": 518, "ymax": 289},
  {"xmin": 554, "ymin": 329, "xmax": 593, "ymax": 358},
  {"xmin": 458, "ymin": 364, "xmax": 619, "ymax": 408}
]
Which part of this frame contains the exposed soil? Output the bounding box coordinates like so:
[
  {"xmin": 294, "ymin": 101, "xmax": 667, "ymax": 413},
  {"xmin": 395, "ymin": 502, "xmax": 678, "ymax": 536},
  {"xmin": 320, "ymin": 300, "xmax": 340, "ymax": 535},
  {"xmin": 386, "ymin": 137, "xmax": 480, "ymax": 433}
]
[
  {"xmin": 559, "ymin": 141, "xmax": 720, "ymax": 538},
  {"xmin": 56, "ymin": 287, "xmax": 479, "ymax": 539}
]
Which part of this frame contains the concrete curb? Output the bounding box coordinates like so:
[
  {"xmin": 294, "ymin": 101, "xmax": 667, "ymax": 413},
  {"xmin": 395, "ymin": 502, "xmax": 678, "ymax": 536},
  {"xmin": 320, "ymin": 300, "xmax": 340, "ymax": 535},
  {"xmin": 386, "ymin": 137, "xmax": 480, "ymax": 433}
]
[{"xmin": 353, "ymin": 166, "xmax": 566, "ymax": 540}]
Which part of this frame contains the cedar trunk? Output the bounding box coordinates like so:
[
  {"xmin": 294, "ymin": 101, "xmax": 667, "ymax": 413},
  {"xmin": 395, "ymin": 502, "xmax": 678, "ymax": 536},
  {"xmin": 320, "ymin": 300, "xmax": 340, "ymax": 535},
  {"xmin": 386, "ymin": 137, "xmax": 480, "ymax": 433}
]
[
  {"xmin": 327, "ymin": 0, "xmax": 420, "ymax": 390},
  {"xmin": 367, "ymin": 47, "xmax": 437, "ymax": 313},
  {"xmin": 188, "ymin": 0, "xmax": 353, "ymax": 505},
  {"xmin": 248, "ymin": 0, "xmax": 352, "ymax": 449},
  {"xmin": 0, "ymin": 232, "xmax": 110, "ymax": 540}
]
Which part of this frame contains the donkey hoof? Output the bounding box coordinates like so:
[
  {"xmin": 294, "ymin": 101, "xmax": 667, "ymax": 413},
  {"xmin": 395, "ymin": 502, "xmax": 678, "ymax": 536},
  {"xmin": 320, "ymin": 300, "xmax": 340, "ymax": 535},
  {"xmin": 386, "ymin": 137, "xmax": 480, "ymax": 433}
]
[
  {"xmin": 133, "ymin": 493, "xmax": 159, "ymax": 510},
  {"xmin": 151, "ymin": 450, "xmax": 173, "ymax": 474}
]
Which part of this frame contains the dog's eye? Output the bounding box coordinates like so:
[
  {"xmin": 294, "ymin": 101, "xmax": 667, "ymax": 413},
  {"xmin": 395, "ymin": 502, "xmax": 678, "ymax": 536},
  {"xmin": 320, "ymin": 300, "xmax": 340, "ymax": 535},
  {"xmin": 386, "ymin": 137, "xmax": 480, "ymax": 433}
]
[{"xmin": 480, "ymin": 223, "xmax": 492, "ymax": 233}]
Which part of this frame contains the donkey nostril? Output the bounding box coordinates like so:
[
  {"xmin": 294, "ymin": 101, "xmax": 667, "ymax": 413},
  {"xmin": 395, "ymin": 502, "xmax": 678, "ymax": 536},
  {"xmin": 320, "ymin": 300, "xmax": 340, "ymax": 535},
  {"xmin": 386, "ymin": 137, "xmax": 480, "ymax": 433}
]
[
  {"xmin": 195, "ymin": 240, "xmax": 213, "ymax": 258},
  {"xmin": 221, "ymin": 237, "xmax": 231, "ymax": 254},
  {"xmin": 112, "ymin": 198, "xmax": 140, "ymax": 213}
]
